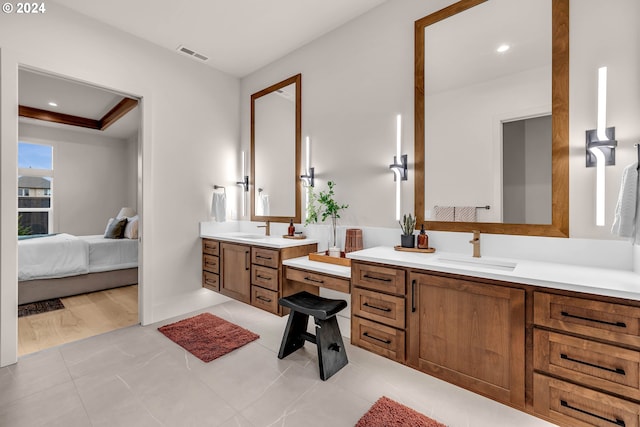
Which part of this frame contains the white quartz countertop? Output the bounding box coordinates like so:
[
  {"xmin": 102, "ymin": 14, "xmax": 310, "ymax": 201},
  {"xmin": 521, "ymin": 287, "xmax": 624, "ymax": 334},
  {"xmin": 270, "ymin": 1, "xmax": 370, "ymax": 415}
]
[
  {"xmin": 283, "ymin": 256, "xmax": 352, "ymax": 278},
  {"xmin": 347, "ymin": 246, "xmax": 640, "ymax": 301},
  {"xmin": 201, "ymin": 232, "xmax": 318, "ymax": 249}
]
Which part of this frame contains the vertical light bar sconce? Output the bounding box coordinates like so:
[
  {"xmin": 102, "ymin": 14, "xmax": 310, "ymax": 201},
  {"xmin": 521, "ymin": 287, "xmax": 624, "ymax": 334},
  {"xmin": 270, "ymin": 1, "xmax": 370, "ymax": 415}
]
[
  {"xmin": 300, "ymin": 136, "xmax": 315, "ymax": 187},
  {"xmin": 389, "ymin": 114, "xmax": 407, "ymax": 220},
  {"xmin": 586, "ymin": 66, "xmax": 618, "ymax": 226},
  {"xmin": 237, "ymin": 151, "xmax": 249, "ymax": 216}
]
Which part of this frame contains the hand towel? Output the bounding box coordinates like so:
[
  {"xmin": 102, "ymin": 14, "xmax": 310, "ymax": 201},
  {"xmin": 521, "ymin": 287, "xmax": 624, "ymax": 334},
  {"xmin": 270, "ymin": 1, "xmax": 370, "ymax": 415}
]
[
  {"xmin": 211, "ymin": 192, "xmax": 226, "ymax": 223},
  {"xmin": 434, "ymin": 206, "xmax": 454, "ymax": 222},
  {"xmin": 454, "ymin": 206, "xmax": 477, "ymax": 222},
  {"xmin": 611, "ymin": 162, "xmax": 638, "ymax": 242},
  {"xmin": 256, "ymin": 193, "xmax": 270, "ymax": 216}
]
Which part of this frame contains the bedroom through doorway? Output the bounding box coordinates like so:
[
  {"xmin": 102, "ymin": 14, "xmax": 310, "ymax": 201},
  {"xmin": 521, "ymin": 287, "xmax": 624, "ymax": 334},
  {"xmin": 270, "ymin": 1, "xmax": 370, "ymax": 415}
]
[{"xmin": 17, "ymin": 68, "xmax": 142, "ymax": 356}]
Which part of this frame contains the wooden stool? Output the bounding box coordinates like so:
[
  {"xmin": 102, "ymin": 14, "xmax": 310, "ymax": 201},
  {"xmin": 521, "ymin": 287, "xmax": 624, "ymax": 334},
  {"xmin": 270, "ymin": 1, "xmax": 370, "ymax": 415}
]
[{"xmin": 278, "ymin": 291, "xmax": 348, "ymax": 380}]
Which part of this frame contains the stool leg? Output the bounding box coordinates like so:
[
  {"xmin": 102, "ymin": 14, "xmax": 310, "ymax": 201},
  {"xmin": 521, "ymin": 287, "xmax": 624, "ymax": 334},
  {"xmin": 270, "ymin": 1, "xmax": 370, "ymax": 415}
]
[
  {"xmin": 278, "ymin": 310, "xmax": 309, "ymax": 359},
  {"xmin": 315, "ymin": 317, "xmax": 348, "ymax": 380}
]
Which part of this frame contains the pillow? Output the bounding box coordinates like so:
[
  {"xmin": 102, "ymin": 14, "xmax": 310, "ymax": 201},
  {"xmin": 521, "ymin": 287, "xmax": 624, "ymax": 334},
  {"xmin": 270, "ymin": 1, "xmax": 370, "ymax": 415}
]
[
  {"xmin": 104, "ymin": 217, "xmax": 128, "ymax": 239},
  {"xmin": 124, "ymin": 215, "xmax": 139, "ymax": 239}
]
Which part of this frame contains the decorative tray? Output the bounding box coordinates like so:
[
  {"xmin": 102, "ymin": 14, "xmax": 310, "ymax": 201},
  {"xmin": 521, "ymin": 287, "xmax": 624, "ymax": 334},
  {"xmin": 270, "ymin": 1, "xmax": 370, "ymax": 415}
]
[
  {"xmin": 393, "ymin": 246, "xmax": 436, "ymax": 253},
  {"xmin": 282, "ymin": 235, "xmax": 306, "ymax": 239},
  {"xmin": 308, "ymin": 251, "xmax": 351, "ymax": 267}
]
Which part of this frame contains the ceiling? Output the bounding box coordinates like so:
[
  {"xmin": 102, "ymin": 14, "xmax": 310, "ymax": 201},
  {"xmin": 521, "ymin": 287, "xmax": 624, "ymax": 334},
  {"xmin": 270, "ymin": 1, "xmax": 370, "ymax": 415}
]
[{"xmin": 51, "ymin": 0, "xmax": 388, "ymax": 77}]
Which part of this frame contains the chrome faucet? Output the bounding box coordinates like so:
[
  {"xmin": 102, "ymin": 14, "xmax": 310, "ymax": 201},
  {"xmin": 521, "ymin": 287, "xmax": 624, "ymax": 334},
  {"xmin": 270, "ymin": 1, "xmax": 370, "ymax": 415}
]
[
  {"xmin": 469, "ymin": 230, "xmax": 481, "ymax": 258},
  {"xmin": 257, "ymin": 221, "xmax": 270, "ymax": 236}
]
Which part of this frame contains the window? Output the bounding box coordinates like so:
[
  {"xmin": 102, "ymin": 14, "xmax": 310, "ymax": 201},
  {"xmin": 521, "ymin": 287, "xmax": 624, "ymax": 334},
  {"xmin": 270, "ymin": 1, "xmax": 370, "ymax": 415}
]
[{"xmin": 18, "ymin": 142, "xmax": 53, "ymax": 235}]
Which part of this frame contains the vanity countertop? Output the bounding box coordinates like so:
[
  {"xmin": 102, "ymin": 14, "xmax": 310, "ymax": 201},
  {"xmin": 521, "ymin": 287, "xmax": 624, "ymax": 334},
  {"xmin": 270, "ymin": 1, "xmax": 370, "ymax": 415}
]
[
  {"xmin": 283, "ymin": 256, "xmax": 351, "ymax": 279},
  {"xmin": 200, "ymin": 231, "xmax": 318, "ymax": 249},
  {"xmin": 347, "ymin": 246, "xmax": 640, "ymax": 302}
]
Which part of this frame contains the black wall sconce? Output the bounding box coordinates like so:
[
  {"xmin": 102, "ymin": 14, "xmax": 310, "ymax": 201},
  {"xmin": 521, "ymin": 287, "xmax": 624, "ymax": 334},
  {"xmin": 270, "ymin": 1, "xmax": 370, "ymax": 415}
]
[
  {"xmin": 389, "ymin": 155, "xmax": 408, "ymax": 181},
  {"xmin": 300, "ymin": 167, "xmax": 315, "ymax": 187}
]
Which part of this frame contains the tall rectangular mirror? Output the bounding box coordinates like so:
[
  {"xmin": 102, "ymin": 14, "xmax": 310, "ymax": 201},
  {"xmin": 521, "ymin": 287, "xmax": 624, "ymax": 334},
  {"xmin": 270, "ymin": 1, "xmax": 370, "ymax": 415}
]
[
  {"xmin": 251, "ymin": 74, "xmax": 302, "ymax": 223},
  {"xmin": 415, "ymin": 0, "xmax": 569, "ymax": 237}
]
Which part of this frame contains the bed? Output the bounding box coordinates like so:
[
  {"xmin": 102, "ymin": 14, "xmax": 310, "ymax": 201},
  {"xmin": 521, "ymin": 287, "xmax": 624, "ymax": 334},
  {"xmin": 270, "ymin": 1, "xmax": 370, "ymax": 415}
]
[{"xmin": 18, "ymin": 233, "xmax": 138, "ymax": 304}]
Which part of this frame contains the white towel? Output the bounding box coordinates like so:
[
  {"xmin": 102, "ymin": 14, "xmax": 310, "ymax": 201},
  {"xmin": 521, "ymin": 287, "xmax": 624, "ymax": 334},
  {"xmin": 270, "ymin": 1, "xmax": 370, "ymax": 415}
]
[
  {"xmin": 611, "ymin": 162, "xmax": 639, "ymax": 243},
  {"xmin": 454, "ymin": 206, "xmax": 477, "ymax": 222},
  {"xmin": 211, "ymin": 192, "xmax": 226, "ymax": 223},
  {"xmin": 256, "ymin": 194, "xmax": 270, "ymax": 216},
  {"xmin": 434, "ymin": 206, "xmax": 454, "ymax": 221}
]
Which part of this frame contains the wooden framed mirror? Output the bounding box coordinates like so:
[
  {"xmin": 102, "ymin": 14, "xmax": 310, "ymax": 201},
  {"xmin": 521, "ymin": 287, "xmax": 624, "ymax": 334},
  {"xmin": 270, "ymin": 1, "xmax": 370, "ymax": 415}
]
[
  {"xmin": 251, "ymin": 74, "xmax": 302, "ymax": 223},
  {"xmin": 414, "ymin": 0, "xmax": 569, "ymax": 237}
]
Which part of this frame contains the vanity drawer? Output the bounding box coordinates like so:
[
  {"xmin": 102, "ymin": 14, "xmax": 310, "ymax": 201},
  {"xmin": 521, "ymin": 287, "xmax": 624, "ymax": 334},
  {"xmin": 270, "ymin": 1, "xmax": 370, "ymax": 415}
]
[
  {"xmin": 534, "ymin": 292, "xmax": 640, "ymax": 348},
  {"xmin": 252, "ymin": 247, "xmax": 280, "ymax": 269},
  {"xmin": 534, "ymin": 373, "xmax": 640, "ymax": 427},
  {"xmin": 202, "ymin": 271, "xmax": 219, "ymax": 291},
  {"xmin": 202, "ymin": 239, "xmax": 219, "ymax": 256},
  {"xmin": 352, "ymin": 287, "xmax": 405, "ymax": 329},
  {"xmin": 251, "ymin": 286, "xmax": 279, "ymax": 315},
  {"xmin": 351, "ymin": 316, "xmax": 405, "ymax": 362},
  {"xmin": 534, "ymin": 329, "xmax": 640, "ymax": 400},
  {"xmin": 202, "ymin": 254, "xmax": 219, "ymax": 274},
  {"xmin": 285, "ymin": 268, "xmax": 350, "ymax": 294},
  {"xmin": 352, "ymin": 262, "xmax": 405, "ymax": 295},
  {"xmin": 252, "ymin": 265, "xmax": 279, "ymax": 291}
]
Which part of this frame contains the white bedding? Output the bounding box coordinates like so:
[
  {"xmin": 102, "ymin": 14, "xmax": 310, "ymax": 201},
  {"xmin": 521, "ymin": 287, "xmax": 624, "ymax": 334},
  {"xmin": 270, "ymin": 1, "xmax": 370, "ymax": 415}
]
[
  {"xmin": 18, "ymin": 233, "xmax": 89, "ymax": 281},
  {"xmin": 18, "ymin": 233, "xmax": 138, "ymax": 281},
  {"xmin": 78, "ymin": 235, "xmax": 138, "ymax": 273}
]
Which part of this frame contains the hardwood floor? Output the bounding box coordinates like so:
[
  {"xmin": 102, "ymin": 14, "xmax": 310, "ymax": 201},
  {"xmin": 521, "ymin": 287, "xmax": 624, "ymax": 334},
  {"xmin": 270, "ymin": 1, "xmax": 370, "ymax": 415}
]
[{"xmin": 18, "ymin": 285, "xmax": 138, "ymax": 356}]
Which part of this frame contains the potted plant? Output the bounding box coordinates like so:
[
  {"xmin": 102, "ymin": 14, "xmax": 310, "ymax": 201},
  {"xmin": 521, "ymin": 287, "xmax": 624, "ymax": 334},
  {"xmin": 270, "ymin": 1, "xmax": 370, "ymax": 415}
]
[
  {"xmin": 305, "ymin": 181, "xmax": 348, "ymax": 256},
  {"xmin": 399, "ymin": 213, "xmax": 416, "ymax": 248}
]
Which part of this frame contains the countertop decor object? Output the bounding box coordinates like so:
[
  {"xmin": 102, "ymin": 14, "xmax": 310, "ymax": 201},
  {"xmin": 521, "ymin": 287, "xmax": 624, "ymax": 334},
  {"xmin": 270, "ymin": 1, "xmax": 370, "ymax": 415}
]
[
  {"xmin": 399, "ymin": 213, "xmax": 416, "ymax": 248},
  {"xmin": 308, "ymin": 251, "xmax": 351, "ymax": 267},
  {"xmin": 345, "ymin": 228, "xmax": 363, "ymax": 253},
  {"xmin": 305, "ymin": 180, "xmax": 348, "ymax": 254},
  {"xmin": 393, "ymin": 245, "xmax": 435, "ymax": 253},
  {"xmin": 282, "ymin": 234, "xmax": 306, "ymax": 239}
]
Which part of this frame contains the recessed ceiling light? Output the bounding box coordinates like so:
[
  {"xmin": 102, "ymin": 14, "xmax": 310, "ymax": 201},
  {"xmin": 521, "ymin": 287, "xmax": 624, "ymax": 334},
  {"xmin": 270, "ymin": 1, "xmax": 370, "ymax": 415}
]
[
  {"xmin": 48, "ymin": 101, "xmax": 58, "ymax": 107},
  {"xmin": 496, "ymin": 44, "xmax": 510, "ymax": 53}
]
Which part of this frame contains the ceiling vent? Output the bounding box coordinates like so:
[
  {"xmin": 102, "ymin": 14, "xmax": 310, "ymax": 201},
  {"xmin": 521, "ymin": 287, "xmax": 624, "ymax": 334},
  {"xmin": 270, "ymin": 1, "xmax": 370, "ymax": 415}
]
[{"xmin": 176, "ymin": 45, "xmax": 209, "ymax": 62}]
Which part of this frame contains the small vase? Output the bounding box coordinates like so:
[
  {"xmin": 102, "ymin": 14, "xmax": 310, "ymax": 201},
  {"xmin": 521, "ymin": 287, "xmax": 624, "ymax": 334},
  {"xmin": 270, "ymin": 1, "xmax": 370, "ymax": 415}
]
[{"xmin": 400, "ymin": 234, "xmax": 415, "ymax": 248}]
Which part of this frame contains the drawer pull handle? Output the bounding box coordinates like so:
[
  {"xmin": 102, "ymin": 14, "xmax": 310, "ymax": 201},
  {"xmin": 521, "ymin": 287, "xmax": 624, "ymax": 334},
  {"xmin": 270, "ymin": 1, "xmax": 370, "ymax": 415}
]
[
  {"xmin": 304, "ymin": 276, "xmax": 325, "ymax": 284},
  {"xmin": 256, "ymin": 275, "xmax": 272, "ymax": 281},
  {"xmin": 560, "ymin": 353, "xmax": 626, "ymax": 376},
  {"xmin": 560, "ymin": 311, "xmax": 627, "ymax": 328},
  {"xmin": 363, "ymin": 303, "xmax": 391, "ymax": 312},
  {"xmin": 560, "ymin": 400, "xmax": 626, "ymax": 426},
  {"xmin": 363, "ymin": 274, "xmax": 391, "ymax": 282},
  {"xmin": 256, "ymin": 295, "xmax": 272, "ymax": 303},
  {"xmin": 363, "ymin": 332, "xmax": 391, "ymax": 345},
  {"xmin": 256, "ymin": 255, "xmax": 273, "ymax": 260},
  {"xmin": 411, "ymin": 279, "xmax": 416, "ymax": 313}
]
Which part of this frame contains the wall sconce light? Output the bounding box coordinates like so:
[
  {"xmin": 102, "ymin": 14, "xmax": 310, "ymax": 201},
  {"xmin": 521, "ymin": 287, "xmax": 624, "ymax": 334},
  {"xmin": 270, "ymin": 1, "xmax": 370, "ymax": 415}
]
[
  {"xmin": 300, "ymin": 136, "xmax": 315, "ymax": 187},
  {"xmin": 389, "ymin": 114, "xmax": 407, "ymax": 220},
  {"xmin": 237, "ymin": 151, "xmax": 249, "ymax": 192},
  {"xmin": 586, "ymin": 66, "xmax": 618, "ymax": 226}
]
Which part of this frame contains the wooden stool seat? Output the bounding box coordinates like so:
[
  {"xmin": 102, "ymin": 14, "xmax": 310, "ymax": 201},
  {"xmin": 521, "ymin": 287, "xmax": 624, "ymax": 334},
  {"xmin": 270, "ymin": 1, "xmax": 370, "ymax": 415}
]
[{"xmin": 278, "ymin": 291, "xmax": 348, "ymax": 380}]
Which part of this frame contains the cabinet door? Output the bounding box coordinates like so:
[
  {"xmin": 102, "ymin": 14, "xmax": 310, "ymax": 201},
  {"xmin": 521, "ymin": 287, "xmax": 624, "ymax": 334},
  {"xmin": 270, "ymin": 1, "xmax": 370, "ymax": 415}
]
[
  {"xmin": 220, "ymin": 242, "xmax": 251, "ymax": 304},
  {"xmin": 408, "ymin": 272, "xmax": 525, "ymax": 408}
]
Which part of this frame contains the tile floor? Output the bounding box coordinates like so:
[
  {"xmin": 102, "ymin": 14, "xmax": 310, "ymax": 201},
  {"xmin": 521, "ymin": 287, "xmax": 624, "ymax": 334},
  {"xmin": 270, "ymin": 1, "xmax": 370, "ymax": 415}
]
[{"xmin": 0, "ymin": 299, "xmax": 558, "ymax": 426}]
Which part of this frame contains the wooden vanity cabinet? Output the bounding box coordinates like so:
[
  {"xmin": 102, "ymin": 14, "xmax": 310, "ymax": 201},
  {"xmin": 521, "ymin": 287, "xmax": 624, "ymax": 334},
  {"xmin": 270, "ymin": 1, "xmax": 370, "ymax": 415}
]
[
  {"xmin": 407, "ymin": 271, "xmax": 526, "ymax": 409},
  {"xmin": 533, "ymin": 292, "xmax": 640, "ymax": 427},
  {"xmin": 351, "ymin": 262, "xmax": 407, "ymax": 363},
  {"xmin": 202, "ymin": 239, "xmax": 220, "ymax": 291},
  {"xmin": 219, "ymin": 242, "xmax": 251, "ymax": 304}
]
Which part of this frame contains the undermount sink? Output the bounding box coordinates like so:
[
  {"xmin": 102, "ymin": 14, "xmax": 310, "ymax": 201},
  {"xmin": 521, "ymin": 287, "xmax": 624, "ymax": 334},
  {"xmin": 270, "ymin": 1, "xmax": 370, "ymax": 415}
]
[
  {"xmin": 435, "ymin": 255, "xmax": 517, "ymax": 272},
  {"xmin": 230, "ymin": 233, "xmax": 267, "ymax": 240}
]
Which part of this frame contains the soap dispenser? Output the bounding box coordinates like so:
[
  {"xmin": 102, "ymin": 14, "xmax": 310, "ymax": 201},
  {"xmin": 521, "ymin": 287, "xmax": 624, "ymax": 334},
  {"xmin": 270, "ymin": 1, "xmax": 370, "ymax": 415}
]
[
  {"xmin": 417, "ymin": 224, "xmax": 429, "ymax": 249},
  {"xmin": 288, "ymin": 219, "xmax": 295, "ymax": 236}
]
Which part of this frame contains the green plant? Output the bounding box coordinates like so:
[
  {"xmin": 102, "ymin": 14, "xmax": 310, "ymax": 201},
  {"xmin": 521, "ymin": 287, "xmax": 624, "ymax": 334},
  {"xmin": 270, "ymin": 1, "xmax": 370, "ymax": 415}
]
[
  {"xmin": 305, "ymin": 181, "xmax": 349, "ymax": 226},
  {"xmin": 18, "ymin": 215, "xmax": 31, "ymax": 236},
  {"xmin": 399, "ymin": 213, "xmax": 416, "ymax": 235}
]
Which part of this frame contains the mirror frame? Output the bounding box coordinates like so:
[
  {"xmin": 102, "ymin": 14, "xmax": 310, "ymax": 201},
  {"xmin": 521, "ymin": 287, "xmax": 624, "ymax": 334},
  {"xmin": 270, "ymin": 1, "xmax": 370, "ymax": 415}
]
[
  {"xmin": 414, "ymin": 0, "xmax": 569, "ymax": 237},
  {"xmin": 250, "ymin": 73, "xmax": 302, "ymax": 223}
]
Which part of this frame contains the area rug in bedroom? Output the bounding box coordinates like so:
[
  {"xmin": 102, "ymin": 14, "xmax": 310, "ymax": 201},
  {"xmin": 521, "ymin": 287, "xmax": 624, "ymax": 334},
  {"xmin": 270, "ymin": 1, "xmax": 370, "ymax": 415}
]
[
  {"xmin": 355, "ymin": 396, "xmax": 447, "ymax": 427},
  {"xmin": 157, "ymin": 312, "xmax": 259, "ymax": 362},
  {"xmin": 18, "ymin": 298, "xmax": 65, "ymax": 317}
]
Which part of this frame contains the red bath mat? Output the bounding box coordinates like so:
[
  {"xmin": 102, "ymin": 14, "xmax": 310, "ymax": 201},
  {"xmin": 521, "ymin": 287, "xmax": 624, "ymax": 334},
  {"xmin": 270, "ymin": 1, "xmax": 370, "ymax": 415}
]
[
  {"xmin": 158, "ymin": 312, "xmax": 259, "ymax": 362},
  {"xmin": 356, "ymin": 396, "xmax": 447, "ymax": 427}
]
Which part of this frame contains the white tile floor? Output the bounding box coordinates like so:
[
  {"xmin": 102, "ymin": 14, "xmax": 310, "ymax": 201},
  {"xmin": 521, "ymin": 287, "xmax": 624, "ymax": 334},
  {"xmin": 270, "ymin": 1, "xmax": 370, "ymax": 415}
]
[{"xmin": 0, "ymin": 300, "xmax": 558, "ymax": 426}]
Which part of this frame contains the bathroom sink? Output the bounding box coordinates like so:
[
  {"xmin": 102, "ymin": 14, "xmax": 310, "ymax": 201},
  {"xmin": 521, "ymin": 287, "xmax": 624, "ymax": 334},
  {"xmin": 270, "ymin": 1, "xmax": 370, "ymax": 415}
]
[
  {"xmin": 229, "ymin": 233, "xmax": 267, "ymax": 240},
  {"xmin": 435, "ymin": 255, "xmax": 517, "ymax": 272}
]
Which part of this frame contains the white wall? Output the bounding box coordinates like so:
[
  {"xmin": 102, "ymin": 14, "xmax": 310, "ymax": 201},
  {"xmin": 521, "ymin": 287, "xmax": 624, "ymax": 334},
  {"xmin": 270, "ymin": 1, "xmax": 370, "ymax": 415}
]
[
  {"xmin": 240, "ymin": 0, "xmax": 640, "ymax": 240},
  {"xmin": 0, "ymin": 4, "xmax": 239, "ymax": 365},
  {"xmin": 19, "ymin": 123, "xmax": 134, "ymax": 235}
]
